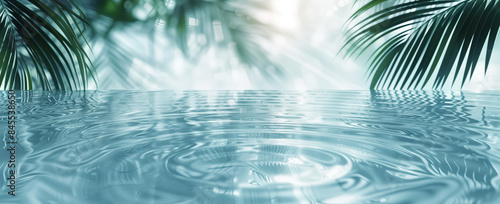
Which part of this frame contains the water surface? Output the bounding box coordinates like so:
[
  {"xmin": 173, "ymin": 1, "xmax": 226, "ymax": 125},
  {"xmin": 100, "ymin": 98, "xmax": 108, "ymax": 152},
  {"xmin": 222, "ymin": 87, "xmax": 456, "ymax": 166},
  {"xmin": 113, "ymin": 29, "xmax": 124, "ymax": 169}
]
[{"xmin": 1, "ymin": 90, "xmax": 500, "ymax": 203}]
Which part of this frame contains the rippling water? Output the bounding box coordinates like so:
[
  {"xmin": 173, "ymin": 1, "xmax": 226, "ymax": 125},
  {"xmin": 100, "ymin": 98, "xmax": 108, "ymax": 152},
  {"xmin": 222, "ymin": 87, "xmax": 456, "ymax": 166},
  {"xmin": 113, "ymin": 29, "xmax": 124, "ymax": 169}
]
[{"xmin": 1, "ymin": 90, "xmax": 500, "ymax": 203}]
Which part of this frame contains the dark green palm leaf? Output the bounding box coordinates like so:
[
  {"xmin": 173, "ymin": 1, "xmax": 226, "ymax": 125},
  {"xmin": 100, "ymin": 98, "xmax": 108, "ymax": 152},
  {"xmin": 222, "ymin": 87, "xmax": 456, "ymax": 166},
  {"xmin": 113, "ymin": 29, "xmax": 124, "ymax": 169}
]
[
  {"xmin": 0, "ymin": 0, "xmax": 96, "ymax": 90},
  {"xmin": 343, "ymin": 0, "xmax": 500, "ymax": 89}
]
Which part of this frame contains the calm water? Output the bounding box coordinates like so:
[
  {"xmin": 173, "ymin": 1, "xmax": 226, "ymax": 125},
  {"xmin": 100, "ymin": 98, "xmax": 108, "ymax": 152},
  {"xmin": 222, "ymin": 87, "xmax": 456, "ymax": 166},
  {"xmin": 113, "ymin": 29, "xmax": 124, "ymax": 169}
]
[{"xmin": 1, "ymin": 90, "xmax": 500, "ymax": 203}]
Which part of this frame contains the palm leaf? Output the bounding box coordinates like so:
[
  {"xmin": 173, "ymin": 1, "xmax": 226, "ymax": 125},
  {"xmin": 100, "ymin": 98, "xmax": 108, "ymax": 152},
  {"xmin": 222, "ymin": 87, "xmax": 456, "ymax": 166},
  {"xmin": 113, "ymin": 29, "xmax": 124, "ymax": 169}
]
[
  {"xmin": 81, "ymin": 0, "xmax": 144, "ymax": 89},
  {"xmin": 157, "ymin": 0, "xmax": 279, "ymax": 69},
  {"xmin": 343, "ymin": 0, "xmax": 500, "ymax": 89},
  {"xmin": 78, "ymin": 0, "xmax": 281, "ymax": 89},
  {"xmin": 0, "ymin": 0, "xmax": 96, "ymax": 90}
]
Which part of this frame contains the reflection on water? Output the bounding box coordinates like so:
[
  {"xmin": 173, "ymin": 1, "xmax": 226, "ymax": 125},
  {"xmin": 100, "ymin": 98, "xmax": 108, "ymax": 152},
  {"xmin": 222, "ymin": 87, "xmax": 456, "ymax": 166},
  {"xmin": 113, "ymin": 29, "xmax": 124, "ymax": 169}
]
[{"xmin": 1, "ymin": 91, "xmax": 500, "ymax": 203}]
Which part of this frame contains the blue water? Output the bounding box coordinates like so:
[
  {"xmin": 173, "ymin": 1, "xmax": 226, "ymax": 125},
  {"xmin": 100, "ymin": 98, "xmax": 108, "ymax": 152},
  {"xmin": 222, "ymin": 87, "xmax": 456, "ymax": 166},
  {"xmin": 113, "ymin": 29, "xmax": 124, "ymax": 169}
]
[{"xmin": 1, "ymin": 90, "xmax": 500, "ymax": 203}]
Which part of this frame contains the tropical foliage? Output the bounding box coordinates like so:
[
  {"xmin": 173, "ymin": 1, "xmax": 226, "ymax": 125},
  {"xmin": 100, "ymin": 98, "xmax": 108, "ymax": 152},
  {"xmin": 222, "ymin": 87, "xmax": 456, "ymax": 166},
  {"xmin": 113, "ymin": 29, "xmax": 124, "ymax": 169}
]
[
  {"xmin": 1, "ymin": 0, "xmax": 279, "ymax": 90},
  {"xmin": 2, "ymin": 0, "xmax": 499, "ymax": 90},
  {"xmin": 0, "ymin": 0, "xmax": 95, "ymax": 90},
  {"xmin": 343, "ymin": 0, "xmax": 500, "ymax": 89}
]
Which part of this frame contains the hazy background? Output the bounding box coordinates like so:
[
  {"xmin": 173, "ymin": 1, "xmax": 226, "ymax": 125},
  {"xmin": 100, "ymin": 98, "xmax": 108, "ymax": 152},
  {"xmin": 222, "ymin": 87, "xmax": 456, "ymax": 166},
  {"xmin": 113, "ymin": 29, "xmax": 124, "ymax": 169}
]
[{"xmin": 87, "ymin": 0, "xmax": 500, "ymax": 91}]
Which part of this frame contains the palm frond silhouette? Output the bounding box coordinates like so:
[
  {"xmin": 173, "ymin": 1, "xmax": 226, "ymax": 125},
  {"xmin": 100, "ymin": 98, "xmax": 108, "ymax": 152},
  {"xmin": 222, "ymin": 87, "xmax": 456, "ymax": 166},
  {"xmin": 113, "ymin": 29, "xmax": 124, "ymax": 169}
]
[
  {"xmin": 1, "ymin": 0, "xmax": 281, "ymax": 90},
  {"xmin": 343, "ymin": 0, "xmax": 500, "ymax": 89},
  {"xmin": 0, "ymin": 0, "xmax": 95, "ymax": 90}
]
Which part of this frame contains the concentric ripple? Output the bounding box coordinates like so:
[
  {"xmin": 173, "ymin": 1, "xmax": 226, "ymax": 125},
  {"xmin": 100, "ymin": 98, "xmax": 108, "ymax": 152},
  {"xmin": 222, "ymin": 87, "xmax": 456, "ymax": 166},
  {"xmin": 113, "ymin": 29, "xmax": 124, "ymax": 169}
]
[
  {"xmin": 1, "ymin": 90, "xmax": 500, "ymax": 203},
  {"xmin": 166, "ymin": 141, "xmax": 352, "ymax": 188}
]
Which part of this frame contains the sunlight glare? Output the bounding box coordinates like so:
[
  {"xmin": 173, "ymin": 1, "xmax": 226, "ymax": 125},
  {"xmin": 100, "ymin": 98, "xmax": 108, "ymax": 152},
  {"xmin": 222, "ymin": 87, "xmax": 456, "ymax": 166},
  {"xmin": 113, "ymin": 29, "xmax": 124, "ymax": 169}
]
[{"xmin": 271, "ymin": 0, "xmax": 300, "ymax": 31}]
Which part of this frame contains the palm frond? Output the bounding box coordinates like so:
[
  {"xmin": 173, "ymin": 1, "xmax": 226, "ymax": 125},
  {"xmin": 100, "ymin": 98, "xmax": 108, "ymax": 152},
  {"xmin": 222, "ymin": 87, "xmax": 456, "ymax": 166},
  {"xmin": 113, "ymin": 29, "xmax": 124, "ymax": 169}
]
[
  {"xmin": 0, "ymin": 0, "xmax": 96, "ymax": 90},
  {"xmin": 343, "ymin": 0, "xmax": 500, "ymax": 89},
  {"xmin": 80, "ymin": 0, "xmax": 144, "ymax": 89},
  {"xmin": 157, "ymin": 0, "xmax": 279, "ymax": 69},
  {"xmin": 92, "ymin": 39, "xmax": 136, "ymax": 89},
  {"xmin": 78, "ymin": 0, "xmax": 281, "ymax": 89}
]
